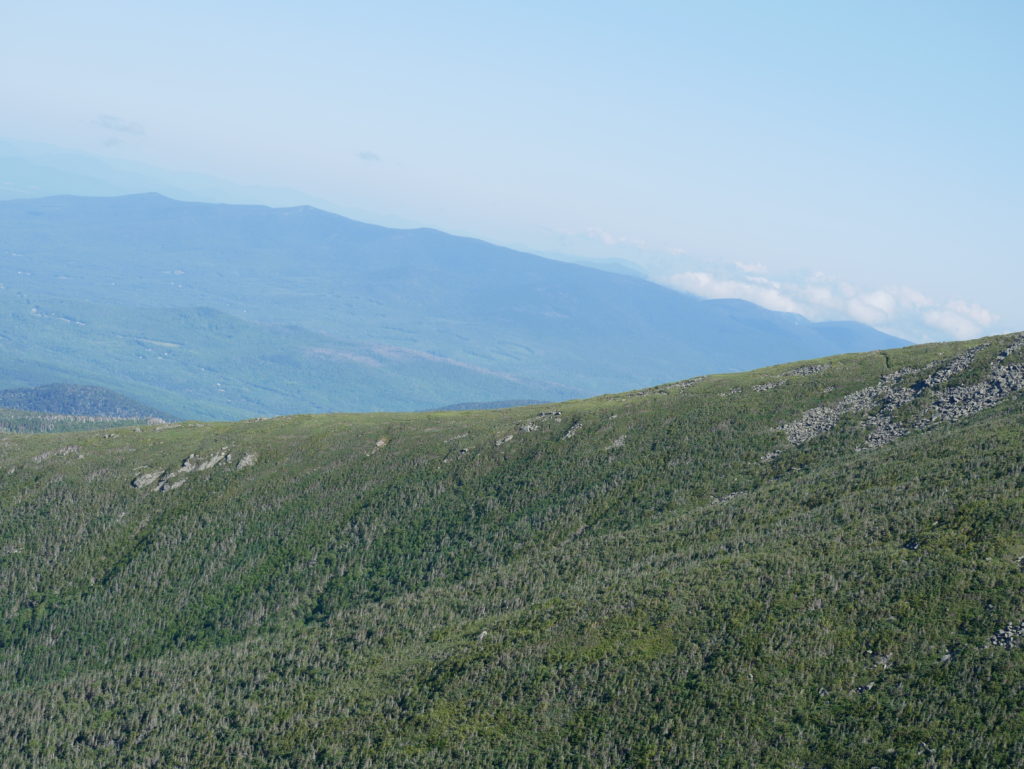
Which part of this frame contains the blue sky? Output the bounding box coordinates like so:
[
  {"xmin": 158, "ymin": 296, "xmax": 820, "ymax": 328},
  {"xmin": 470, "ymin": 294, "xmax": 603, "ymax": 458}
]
[{"xmin": 3, "ymin": 1, "xmax": 1022, "ymax": 341}]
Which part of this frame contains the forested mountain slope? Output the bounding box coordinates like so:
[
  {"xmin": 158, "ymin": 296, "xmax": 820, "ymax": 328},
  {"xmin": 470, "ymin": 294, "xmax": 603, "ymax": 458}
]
[
  {"xmin": 0, "ymin": 384, "xmax": 165, "ymax": 434},
  {"xmin": 0, "ymin": 334, "xmax": 1021, "ymax": 767},
  {"xmin": 0, "ymin": 383, "xmax": 167, "ymax": 419},
  {"xmin": 0, "ymin": 194, "xmax": 905, "ymax": 418}
]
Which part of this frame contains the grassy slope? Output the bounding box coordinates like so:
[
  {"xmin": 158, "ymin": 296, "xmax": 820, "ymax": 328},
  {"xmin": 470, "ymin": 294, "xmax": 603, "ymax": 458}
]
[{"xmin": 0, "ymin": 334, "xmax": 1022, "ymax": 767}]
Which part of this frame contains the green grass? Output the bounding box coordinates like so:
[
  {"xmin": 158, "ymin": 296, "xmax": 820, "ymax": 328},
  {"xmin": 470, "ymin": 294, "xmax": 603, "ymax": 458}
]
[{"xmin": 0, "ymin": 333, "xmax": 1022, "ymax": 766}]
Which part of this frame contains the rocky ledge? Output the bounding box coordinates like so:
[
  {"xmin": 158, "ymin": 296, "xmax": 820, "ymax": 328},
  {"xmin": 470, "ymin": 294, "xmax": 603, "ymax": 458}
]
[{"xmin": 782, "ymin": 335, "xmax": 1024, "ymax": 450}]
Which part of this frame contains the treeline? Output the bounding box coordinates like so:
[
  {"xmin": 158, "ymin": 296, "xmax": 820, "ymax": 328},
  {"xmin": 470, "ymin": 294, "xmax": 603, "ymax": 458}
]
[{"xmin": 0, "ymin": 407, "xmax": 151, "ymax": 434}]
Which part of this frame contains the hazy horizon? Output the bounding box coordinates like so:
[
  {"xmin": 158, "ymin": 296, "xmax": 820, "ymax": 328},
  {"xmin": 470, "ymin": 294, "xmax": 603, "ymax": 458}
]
[{"xmin": 3, "ymin": 1, "xmax": 1021, "ymax": 342}]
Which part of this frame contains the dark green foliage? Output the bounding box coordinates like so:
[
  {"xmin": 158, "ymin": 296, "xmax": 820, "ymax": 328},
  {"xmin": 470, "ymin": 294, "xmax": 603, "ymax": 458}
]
[
  {"xmin": 0, "ymin": 407, "xmax": 151, "ymax": 434},
  {"xmin": 0, "ymin": 383, "xmax": 168, "ymax": 419},
  {"xmin": 0, "ymin": 334, "xmax": 1022, "ymax": 766}
]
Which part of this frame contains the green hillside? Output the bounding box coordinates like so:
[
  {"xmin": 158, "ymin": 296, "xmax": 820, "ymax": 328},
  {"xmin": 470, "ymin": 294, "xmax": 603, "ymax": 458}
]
[{"xmin": 0, "ymin": 334, "xmax": 1022, "ymax": 767}]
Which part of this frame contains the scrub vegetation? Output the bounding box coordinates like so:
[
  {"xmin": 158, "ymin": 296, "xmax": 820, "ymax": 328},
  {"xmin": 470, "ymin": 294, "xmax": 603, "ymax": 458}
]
[
  {"xmin": 0, "ymin": 408, "xmax": 152, "ymax": 434},
  {"xmin": 1, "ymin": 334, "xmax": 1022, "ymax": 767}
]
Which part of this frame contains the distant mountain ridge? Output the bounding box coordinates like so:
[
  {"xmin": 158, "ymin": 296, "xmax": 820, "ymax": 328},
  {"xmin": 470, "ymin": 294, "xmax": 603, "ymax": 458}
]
[
  {"xmin": 0, "ymin": 138, "xmax": 417, "ymax": 228},
  {"xmin": 0, "ymin": 193, "xmax": 906, "ymax": 418}
]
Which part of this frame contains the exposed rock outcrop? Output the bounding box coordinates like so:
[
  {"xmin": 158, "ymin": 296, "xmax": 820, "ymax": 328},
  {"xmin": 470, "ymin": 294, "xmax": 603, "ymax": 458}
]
[
  {"xmin": 181, "ymin": 450, "xmax": 228, "ymax": 473},
  {"xmin": 785, "ymin": 364, "xmax": 829, "ymax": 377},
  {"xmin": 782, "ymin": 337, "xmax": 1023, "ymax": 450},
  {"xmin": 562, "ymin": 421, "xmax": 583, "ymax": 440},
  {"xmin": 991, "ymin": 620, "xmax": 1024, "ymax": 649},
  {"xmin": 131, "ymin": 446, "xmax": 252, "ymax": 491},
  {"xmin": 131, "ymin": 470, "xmax": 162, "ymax": 488},
  {"xmin": 620, "ymin": 376, "xmax": 706, "ymax": 399},
  {"xmin": 236, "ymin": 453, "xmax": 258, "ymax": 469},
  {"xmin": 518, "ymin": 411, "xmax": 562, "ymax": 433}
]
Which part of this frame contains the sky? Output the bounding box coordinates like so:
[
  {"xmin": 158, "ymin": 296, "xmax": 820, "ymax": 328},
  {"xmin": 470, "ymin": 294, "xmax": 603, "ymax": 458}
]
[{"xmin": 2, "ymin": 0, "xmax": 1022, "ymax": 342}]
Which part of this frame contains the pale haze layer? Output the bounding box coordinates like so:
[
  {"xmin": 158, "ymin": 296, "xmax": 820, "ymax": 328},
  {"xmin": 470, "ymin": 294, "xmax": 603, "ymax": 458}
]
[{"xmin": 2, "ymin": 1, "xmax": 1021, "ymax": 342}]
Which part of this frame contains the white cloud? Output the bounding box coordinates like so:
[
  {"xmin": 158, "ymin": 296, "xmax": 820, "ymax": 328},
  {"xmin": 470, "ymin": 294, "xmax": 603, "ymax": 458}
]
[
  {"xmin": 893, "ymin": 287, "xmax": 932, "ymax": 309},
  {"xmin": 797, "ymin": 284, "xmax": 837, "ymax": 308},
  {"xmin": 923, "ymin": 309, "xmax": 984, "ymax": 340},
  {"xmin": 584, "ymin": 228, "xmax": 648, "ymax": 250},
  {"xmin": 557, "ymin": 225, "xmax": 999, "ymax": 343},
  {"xmin": 846, "ymin": 290, "xmax": 897, "ymax": 326},
  {"xmin": 920, "ymin": 301, "xmax": 997, "ymax": 340},
  {"xmin": 666, "ymin": 272, "xmax": 802, "ymax": 313},
  {"xmin": 946, "ymin": 300, "xmax": 995, "ymax": 326},
  {"xmin": 660, "ymin": 269, "xmax": 997, "ymax": 343}
]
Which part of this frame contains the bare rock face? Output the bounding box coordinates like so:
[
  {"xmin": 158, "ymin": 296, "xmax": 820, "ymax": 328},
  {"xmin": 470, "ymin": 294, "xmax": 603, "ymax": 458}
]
[
  {"xmin": 991, "ymin": 620, "xmax": 1024, "ymax": 649},
  {"xmin": 515, "ymin": 411, "xmax": 563, "ymax": 434},
  {"xmin": 785, "ymin": 364, "xmax": 829, "ymax": 377},
  {"xmin": 781, "ymin": 371, "xmax": 910, "ymax": 445},
  {"xmin": 619, "ymin": 376, "xmax": 706, "ymax": 400},
  {"xmin": 181, "ymin": 449, "xmax": 228, "ymax": 473},
  {"xmin": 752, "ymin": 364, "xmax": 829, "ymax": 394},
  {"xmin": 236, "ymin": 453, "xmax": 258, "ymax": 469},
  {"xmin": 131, "ymin": 446, "xmax": 253, "ymax": 491},
  {"xmin": 781, "ymin": 336, "xmax": 1024, "ymax": 451},
  {"xmin": 131, "ymin": 470, "xmax": 163, "ymax": 488}
]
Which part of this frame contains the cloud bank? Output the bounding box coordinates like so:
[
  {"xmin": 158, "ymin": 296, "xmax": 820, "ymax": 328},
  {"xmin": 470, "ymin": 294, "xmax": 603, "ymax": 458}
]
[
  {"xmin": 546, "ymin": 227, "xmax": 1000, "ymax": 344},
  {"xmin": 664, "ymin": 270, "xmax": 998, "ymax": 342}
]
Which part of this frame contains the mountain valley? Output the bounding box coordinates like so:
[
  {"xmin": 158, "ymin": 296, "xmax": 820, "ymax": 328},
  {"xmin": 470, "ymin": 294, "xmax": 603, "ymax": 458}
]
[{"xmin": 0, "ymin": 193, "xmax": 905, "ymax": 419}]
